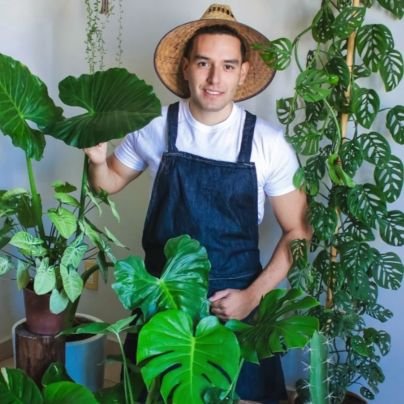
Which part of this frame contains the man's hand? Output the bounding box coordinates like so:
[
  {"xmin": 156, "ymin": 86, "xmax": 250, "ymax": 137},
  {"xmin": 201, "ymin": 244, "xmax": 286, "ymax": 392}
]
[
  {"xmin": 209, "ymin": 288, "xmax": 258, "ymax": 321},
  {"xmin": 84, "ymin": 142, "xmax": 108, "ymax": 165}
]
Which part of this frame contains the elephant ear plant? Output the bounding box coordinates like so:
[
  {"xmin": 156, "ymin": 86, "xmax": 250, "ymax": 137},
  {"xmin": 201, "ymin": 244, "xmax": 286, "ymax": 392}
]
[
  {"xmin": 16, "ymin": 234, "xmax": 319, "ymax": 404},
  {"xmin": 0, "ymin": 52, "xmax": 161, "ymax": 326},
  {"xmin": 257, "ymin": 0, "xmax": 403, "ymax": 402}
]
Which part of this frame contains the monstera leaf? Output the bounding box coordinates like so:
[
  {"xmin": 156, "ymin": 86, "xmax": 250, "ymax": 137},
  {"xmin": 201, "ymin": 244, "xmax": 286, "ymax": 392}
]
[
  {"xmin": 0, "ymin": 53, "xmax": 63, "ymax": 160},
  {"xmin": 137, "ymin": 310, "xmax": 240, "ymax": 404},
  {"xmin": 227, "ymin": 289, "xmax": 319, "ymax": 362},
  {"xmin": 47, "ymin": 68, "xmax": 161, "ymax": 148},
  {"xmin": 112, "ymin": 235, "xmax": 211, "ymax": 320},
  {"xmin": 0, "ymin": 368, "xmax": 42, "ymax": 404}
]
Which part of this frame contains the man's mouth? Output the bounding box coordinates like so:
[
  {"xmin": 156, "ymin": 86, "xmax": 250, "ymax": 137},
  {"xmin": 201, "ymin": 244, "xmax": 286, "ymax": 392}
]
[{"xmin": 204, "ymin": 89, "xmax": 223, "ymax": 96}]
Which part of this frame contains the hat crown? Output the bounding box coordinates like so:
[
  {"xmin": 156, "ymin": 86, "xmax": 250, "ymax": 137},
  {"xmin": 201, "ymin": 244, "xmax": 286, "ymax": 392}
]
[{"xmin": 201, "ymin": 4, "xmax": 236, "ymax": 21}]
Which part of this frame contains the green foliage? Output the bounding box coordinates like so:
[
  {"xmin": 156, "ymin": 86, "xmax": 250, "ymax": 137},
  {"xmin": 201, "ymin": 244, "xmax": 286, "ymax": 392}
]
[
  {"xmin": 258, "ymin": 0, "xmax": 403, "ymax": 402},
  {"xmin": 0, "ymin": 52, "xmax": 161, "ymax": 322}
]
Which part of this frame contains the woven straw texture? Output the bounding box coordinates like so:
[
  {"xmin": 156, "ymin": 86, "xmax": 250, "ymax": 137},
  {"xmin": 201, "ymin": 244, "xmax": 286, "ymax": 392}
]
[{"xmin": 154, "ymin": 4, "xmax": 275, "ymax": 101}]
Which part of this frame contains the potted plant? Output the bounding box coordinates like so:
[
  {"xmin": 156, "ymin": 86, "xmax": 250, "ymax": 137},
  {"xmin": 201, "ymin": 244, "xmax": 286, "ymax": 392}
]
[
  {"xmin": 256, "ymin": 0, "xmax": 403, "ymax": 402},
  {"xmin": 1, "ymin": 234, "xmax": 320, "ymax": 403},
  {"xmin": 0, "ymin": 51, "xmax": 161, "ymax": 383}
]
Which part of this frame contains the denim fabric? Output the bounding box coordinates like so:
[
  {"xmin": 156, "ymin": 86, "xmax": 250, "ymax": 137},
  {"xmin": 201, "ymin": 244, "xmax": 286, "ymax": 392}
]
[{"xmin": 135, "ymin": 102, "xmax": 287, "ymax": 401}]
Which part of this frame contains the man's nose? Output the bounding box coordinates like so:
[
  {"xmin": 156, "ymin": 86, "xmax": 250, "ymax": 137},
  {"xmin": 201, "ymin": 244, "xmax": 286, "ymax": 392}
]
[{"xmin": 207, "ymin": 65, "xmax": 220, "ymax": 84}]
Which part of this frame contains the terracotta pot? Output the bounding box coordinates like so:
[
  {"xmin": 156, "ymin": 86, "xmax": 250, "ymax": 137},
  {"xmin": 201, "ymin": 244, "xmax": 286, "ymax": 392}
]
[{"xmin": 23, "ymin": 285, "xmax": 66, "ymax": 335}]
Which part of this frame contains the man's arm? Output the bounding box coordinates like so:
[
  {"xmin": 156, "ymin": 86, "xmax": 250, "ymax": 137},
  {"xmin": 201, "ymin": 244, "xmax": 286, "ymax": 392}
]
[
  {"xmin": 209, "ymin": 189, "xmax": 312, "ymax": 320},
  {"xmin": 84, "ymin": 142, "xmax": 142, "ymax": 194}
]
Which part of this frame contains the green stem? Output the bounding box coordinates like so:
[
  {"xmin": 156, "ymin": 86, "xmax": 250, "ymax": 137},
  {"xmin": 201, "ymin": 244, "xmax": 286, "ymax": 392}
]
[
  {"xmin": 292, "ymin": 26, "xmax": 313, "ymax": 72},
  {"xmin": 323, "ymin": 98, "xmax": 342, "ymax": 153},
  {"xmin": 25, "ymin": 154, "xmax": 46, "ymax": 240},
  {"xmin": 116, "ymin": 332, "xmax": 135, "ymax": 404}
]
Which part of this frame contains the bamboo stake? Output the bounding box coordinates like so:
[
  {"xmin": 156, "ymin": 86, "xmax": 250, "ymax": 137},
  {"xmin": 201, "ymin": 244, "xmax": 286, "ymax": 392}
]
[{"xmin": 326, "ymin": 0, "xmax": 360, "ymax": 309}]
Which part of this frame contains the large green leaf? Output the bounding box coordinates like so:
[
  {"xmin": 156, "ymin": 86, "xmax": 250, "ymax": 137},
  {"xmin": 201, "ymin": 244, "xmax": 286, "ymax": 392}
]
[
  {"xmin": 339, "ymin": 241, "xmax": 376, "ymax": 274},
  {"xmin": 364, "ymin": 328, "xmax": 391, "ymax": 356},
  {"xmin": 227, "ymin": 289, "xmax": 319, "ymax": 360},
  {"xmin": 47, "ymin": 68, "xmax": 161, "ymax": 148},
  {"xmin": 332, "ymin": 7, "xmax": 365, "ymax": 39},
  {"xmin": 0, "ymin": 53, "xmax": 62, "ymax": 160},
  {"xmin": 10, "ymin": 231, "xmax": 47, "ymax": 257},
  {"xmin": 296, "ymin": 69, "xmax": 336, "ymax": 102},
  {"xmin": 386, "ymin": 105, "xmax": 404, "ymax": 144},
  {"xmin": 365, "ymin": 304, "xmax": 393, "ymax": 323},
  {"xmin": 112, "ymin": 235, "xmax": 210, "ymax": 320},
  {"xmin": 43, "ymin": 381, "xmax": 98, "ymax": 403},
  {"xmin": 374, "ymin": 154, "xmax": 403, "ymax": 203},
  {"xmin": 340, "ymin": 139, "xmax": 363, "ymax": 177},
  {"xmin": 356, "ymin": 132, "xmax": 391, "ymax": 165},
  {"xmin": 60, "ymin": 237, "xmax": 88, "ymax": 270},
  {"xmin": 34, "ymin": 259, "xmax": 56, "ymax": 295},
  {"xmin": 378, "ymin": 210, "xmax": 404, "ymax": 246},
  {"xmin": 0, "ymin": 368, "xmax": 43, "ymax": 404},
  {"xmin": 372, "ymin": 251, "xmax": 404, "ymax": 290},
  {"xmin": 379, "ymin": 49, "xmax": 403, "ymax": 91},
  {"xmin": 352, "ymin": 88, "xmax": 380, "ymax": 129},
  {"xmin": 356, "ymin": 24, "xmax": 394, "ymax": 72},
  {"xmin": 60, "ymin": 265, "xmax": 83, "ymax": 303},
  {"xmin": 309, "ymin": 201, "xmax": 338, "ymax": 240},
  {"xmin": 137, "ymin": 310, "xmax": 240, "ymax": 404}
]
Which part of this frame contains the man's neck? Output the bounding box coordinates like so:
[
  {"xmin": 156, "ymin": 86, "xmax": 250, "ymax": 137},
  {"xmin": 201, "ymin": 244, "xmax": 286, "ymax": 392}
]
[{"xmin": 187, "ymin": 100, "xmax": 234, "ymax": 126}]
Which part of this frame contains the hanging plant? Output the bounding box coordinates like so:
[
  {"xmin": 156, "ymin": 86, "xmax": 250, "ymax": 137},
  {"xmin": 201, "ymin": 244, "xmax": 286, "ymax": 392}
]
[{"xmin": 84, "ymin": 0, "xmax": 124, "ymax": 72}]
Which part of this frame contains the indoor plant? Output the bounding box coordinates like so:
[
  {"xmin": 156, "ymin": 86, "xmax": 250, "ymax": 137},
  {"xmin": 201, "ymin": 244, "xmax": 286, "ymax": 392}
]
[
  {"xmin": 0, "ymin": 52, "xmax": 161, "ymax": 329},
  {"xmin": 256, "ymin": 0, "xmax": 403, "ymax": 402},
  {"xmin": 1, "ymin": 234, "xmax": 320, "ymax": 403}
]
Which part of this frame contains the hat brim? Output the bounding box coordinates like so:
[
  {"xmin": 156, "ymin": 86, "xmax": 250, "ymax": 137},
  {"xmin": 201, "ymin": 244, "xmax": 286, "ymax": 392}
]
[{"xmin": 154, "ymin": 18, "xmax": 275, "ymax": 102}]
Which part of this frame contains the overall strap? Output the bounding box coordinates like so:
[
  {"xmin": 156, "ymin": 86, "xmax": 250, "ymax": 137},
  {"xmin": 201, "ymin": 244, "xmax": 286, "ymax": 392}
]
[
  {"xmin": 167, "ymin": 102, "xmax": 180, "ymax": 152},
  {"xmin": 237, "ymin": 111, "xmax": 257, "ymax": 163}
]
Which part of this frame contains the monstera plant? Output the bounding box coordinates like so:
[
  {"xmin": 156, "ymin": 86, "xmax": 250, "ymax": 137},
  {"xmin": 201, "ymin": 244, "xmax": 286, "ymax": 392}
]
[
  {"xmin": 0, "ymin": 52, "xmax": 161, "ymax": 326},
  {"xmin": 257, "ymin": 0, "xmax": 403, "ymax": 402},
  {"xmin": 15, "ymin": 234, "xmax": 319, "ymax": 404}
]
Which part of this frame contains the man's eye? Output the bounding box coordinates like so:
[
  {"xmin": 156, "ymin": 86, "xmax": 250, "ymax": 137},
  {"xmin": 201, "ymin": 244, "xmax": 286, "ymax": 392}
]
[
  {"xmin": 224, "ymin": 64, "xmax": 235, "ymax": 71},
  {"xmin": 197, "ymin": 61, "xmax": 208, "ymax": 67}
]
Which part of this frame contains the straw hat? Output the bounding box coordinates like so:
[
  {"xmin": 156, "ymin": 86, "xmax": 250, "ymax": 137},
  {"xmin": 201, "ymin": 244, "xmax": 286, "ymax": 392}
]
[{"xmin": 154, "ymin": 3, "xmax": 275, "ymax": 102}]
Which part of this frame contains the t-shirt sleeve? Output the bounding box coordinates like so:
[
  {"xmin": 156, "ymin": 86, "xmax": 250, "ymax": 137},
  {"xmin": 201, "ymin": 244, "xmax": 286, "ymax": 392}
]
[
  {"xmin": 264, "ymin": 132, "xmax": 299, "ymax": 197},
  {"xmin": 114, "ymin": 132, "xmax": 148, "ymax": 172}
]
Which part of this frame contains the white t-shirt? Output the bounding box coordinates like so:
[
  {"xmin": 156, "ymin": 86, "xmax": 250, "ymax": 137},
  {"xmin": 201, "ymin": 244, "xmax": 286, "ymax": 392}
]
[{"xmin": 115, "ymin": 99, "xmax": 298, "ymax": 223}]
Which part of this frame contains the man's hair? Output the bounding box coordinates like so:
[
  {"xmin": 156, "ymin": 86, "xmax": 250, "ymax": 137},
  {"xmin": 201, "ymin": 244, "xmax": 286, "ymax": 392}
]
[{"xmin": 183, "ymin": 24, "xmax": 249, "ymax": 62}]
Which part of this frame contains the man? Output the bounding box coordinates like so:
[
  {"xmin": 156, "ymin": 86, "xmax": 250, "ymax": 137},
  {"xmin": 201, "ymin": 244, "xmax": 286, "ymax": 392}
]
[{"xmin": 85, "ymin": 4, "xmax": 311, "ymax": 403}]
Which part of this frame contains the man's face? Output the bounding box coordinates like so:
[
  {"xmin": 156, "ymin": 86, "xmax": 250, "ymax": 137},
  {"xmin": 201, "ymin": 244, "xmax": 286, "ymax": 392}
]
[{"xmin": 182, "ymin": 33, "xmax": 249, "ymax": 124}]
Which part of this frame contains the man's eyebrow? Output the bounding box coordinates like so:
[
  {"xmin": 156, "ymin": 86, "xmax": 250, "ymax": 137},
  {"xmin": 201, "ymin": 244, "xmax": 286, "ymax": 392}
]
[{"xmin": 192, "ymin": 54, "xmax": 241, "ymax": 65}]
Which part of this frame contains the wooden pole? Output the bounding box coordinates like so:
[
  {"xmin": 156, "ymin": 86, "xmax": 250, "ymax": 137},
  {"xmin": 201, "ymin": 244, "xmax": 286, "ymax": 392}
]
[{"xmin": 14, "ymin": 322, "xmax": 65, "ymax": 386}]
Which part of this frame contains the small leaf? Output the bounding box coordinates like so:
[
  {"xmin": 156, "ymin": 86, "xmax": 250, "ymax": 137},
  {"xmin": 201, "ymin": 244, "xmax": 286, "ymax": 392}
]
[
  {"xmin": 9, "ymin": 231, "xmax": 47, "ymax": 257},
  {"xmin": 103, "ymin": 227, "xmax": 126, "ymax": 248},
  {"xmin": 332, "ymin": 7, "xmax": 366, "ymax": 39},
  {"xmin": 374, "ymin": 154, "xmax": 403, "ymax": 203},
  {"xmin": 296, "ymin": 69, "xmax": 334, "ymax": 102},
  {"xmin": 34, "ymin": 260, "xmax": 56, "ymax": 295},
  {"xmin": 54, "ymin": 192, "xmax": 80, "ymax": 207},
  {"xmin": 288, "ymin": 122, "xmax": 321, "ymax": 155},
  {"xmin": 47, "ymin": 207, "xmax": 77, "ymax": 239},
  {"xmin": 61, "ymin": 238, "xmax": 88, "ymax": 270},
  {"xmin": 378, "ymin": 210, "xmax": 404, "ymax": 246},
  {"xmin": 352, "ymin": 87, "xmax": 380, "ymax": 129},
  {"xmin": 16, "ymin": 261, "xmax": 30, "ymax": 289},
  {"xmin": 276, "ymin": 97, "xmax": 296, "ymax": 124},
  {"xmin": 52, "ymin": 181, "xmax": 77, "ymax": 193},
  {"xmin": 50, "ymin": 288, "xmax": 69, "ymax": 314},
  {"xmin": 372, "ymin": 252, "xmax": 404, "ymax": 290},
  {"xmin": 386, "ymin": 105, "xmax": 404, "ymax": 144},
  {"xmin": 255, "ymin": 38, "xmax": 292, "ymax": 70},
  {"xmin": 365, "ymin": 304, "xmax": 393, "ymax": 322},
  {"xmin": 377, "ymin": 0, "xmax": 404, "ymax": 18},
  {"xmin": 60, "ymin": 265, "xmax": 83, "ymax": 303},
  {"xmin": 357, "ymin": 24, "xmax": 394, "ymax": 72},
  {"xmin": 309, "ymin": 201, "xmax": 338, "ymax": 240},
  {"xmin": 356, "ymin": 132, "xmax": 391, "ymax": 165},
  {"xmin": 312, "ymin": 5, "xmax": 335, "ymax": 43},
  {"xmin": 379, "ymin": 49, "xmax": 403, "ymax": 91}
]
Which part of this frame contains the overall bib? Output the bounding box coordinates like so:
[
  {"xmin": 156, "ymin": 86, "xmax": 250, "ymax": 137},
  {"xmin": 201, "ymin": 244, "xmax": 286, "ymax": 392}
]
[{"xmin": 136, "ymin": 102, "xmax": 286, "ymax": 402}]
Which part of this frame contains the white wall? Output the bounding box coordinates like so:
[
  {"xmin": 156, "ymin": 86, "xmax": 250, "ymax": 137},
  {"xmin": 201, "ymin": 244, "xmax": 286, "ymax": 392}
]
[{"xmin": 0, "ymin": 1, "xmax": 403, "ymax": 401}]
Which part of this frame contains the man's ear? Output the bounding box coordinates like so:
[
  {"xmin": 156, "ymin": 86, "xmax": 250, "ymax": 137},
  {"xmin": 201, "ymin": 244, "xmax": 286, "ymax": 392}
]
[
  {"xmin": 239, "ymin": 61, "xmax": 250, "ymax": 85},
  {"xmin": 182, "ymin": 57, "xmax": 190, "ymax": 81}
]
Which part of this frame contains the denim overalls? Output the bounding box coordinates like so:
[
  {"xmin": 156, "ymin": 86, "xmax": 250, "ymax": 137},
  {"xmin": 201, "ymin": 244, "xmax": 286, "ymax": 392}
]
[{"xmin": 134, "ymin": 102, "xmax": 286, "ymax": 402}]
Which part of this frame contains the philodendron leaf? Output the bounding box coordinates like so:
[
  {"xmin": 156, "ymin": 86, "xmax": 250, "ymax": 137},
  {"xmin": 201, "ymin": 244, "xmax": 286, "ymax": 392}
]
[
  {"xmin": 47, "ymin": 207, "xmax": 77, "ymax": 239},
  {"xmin": 0, "ymin": 53, "xmax": 63, "ymax": 160},
  {"xmin": 113, "ymin": 235, "xmax": 210, "ymax": 320},
  {"xmin": 227, "ymin": 289, "xmax": 319, "ymax": 361},
  {"xmin": 54, "ymin": 192, "xmax": 80, "ymax": 207},
  {"xmin": 386, "ymin": 105, "xmax": 404, "ymax": 144},
  {"xmin": 47, "ymin": 68, "xmax": 161, "ymax": 148},
  {"xmin": 41, "ymin": 362, "xmax": 73, "ymax": 386},
  {"xmin": 0, "ymin": 368, "xmax": 42, "ymax": 404},
  {"xmin": 16, "ymin": 261, "xmax": 30, "ymax": 289},
  {"xmin": 60, "ymin": 237, "xmax": 87, "ymax": 270},
  {"xmin": 43, "ymin": 381, "xmax": 98, "ymax": 403},
  {"xmin": 49, "ymin": 288, "xmax": 69, "ymax": 314},
  {"xmin": 379, "ymin": 49, "xmax": 403, "ymax": 91},
  {"xmin": 34, "ymin": 259, "xmax": 56, "ymax": 295},
  {"xmin": 60, "ymin": 265, "xmax": 83, "ymax": 303},
  {"xmin": 374, "ymin": 154, "xmax": 403, "ymax": 203},
  {"xmin": 0, "ymin": 254, "xmax": 11, "ymax": 276},
  {"xmin": 372, "ymin": 251, "xmax": 404, "ymax": 290},
  {"xmin": 10, "ymin": 231, "xmax": 47, "ymax": 257},
  {"xmin": 356, "ymin": 24, "xmax": 394, "ymax": 72},
  {"xmin": 137, "ymin": 310, "xmax": 240, "ymax": 404},
  {"xmin": 352, "ymin": 87, "xmax": 380, "ymax": 129}
]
